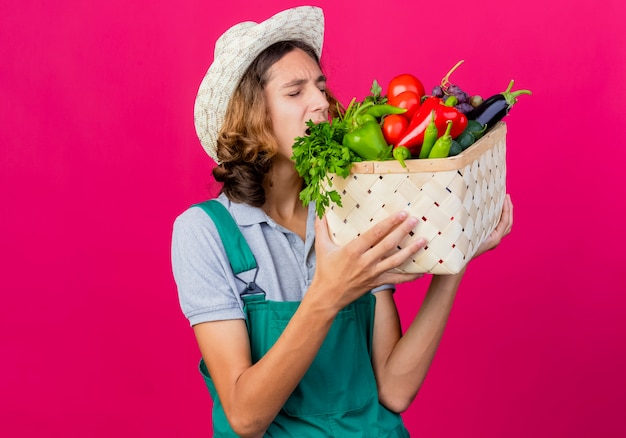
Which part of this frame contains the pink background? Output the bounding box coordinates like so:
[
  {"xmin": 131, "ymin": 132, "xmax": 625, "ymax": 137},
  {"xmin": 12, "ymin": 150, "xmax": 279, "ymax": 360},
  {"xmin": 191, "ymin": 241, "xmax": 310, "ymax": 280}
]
[{"xmin": 2, "ymin": 0, "xmax": 625, "ymax": 436}]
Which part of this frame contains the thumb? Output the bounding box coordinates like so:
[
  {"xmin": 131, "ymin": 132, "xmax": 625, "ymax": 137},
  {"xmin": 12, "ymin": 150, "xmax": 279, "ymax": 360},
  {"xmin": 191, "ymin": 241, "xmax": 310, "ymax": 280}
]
[{"xmin": 314, "ymin": 215, "xmax": 332, "ymax": 249}]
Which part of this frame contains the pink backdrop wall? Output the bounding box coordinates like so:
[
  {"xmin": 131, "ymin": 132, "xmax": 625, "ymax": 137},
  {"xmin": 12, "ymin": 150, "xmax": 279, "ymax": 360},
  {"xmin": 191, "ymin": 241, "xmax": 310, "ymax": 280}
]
[{"xmin": 2, "ymin": 0, "xmax": 625, "ymax": 436}]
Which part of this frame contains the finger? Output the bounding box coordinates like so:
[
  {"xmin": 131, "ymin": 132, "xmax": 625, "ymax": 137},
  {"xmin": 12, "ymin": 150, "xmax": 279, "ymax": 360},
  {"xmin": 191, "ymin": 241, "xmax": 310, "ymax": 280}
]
[
  {"xmin": 362, "ymin": 214, "xmax": 428, "ymax": 273},
  {"xmin": 374, "ymin": 235, "xmax": 427, "ymax": 273},
  {"xmin": 364, "ymin": 214, "xmax": 422, "ymax": 261},
  {"xmin": 314, "ymin": 215, "xmax": 330, "ymax": 247},
  {"xmin": 349, "ymin": 211, "xmax": 412, "ymax": 253},
  {"xmin": 505, "ymin": 195, "xmax": 514, "ymax": 235},
  {"xmin": 499, "ymin": 194, "xmax": 513, "ymax": 236},
  {"xmin": 486, "ymin": 195, "xmax": 513, "ymax": 247},
  {"xmin": 493, "ymin": 195, "xmax": 512, "ymax": 235}
]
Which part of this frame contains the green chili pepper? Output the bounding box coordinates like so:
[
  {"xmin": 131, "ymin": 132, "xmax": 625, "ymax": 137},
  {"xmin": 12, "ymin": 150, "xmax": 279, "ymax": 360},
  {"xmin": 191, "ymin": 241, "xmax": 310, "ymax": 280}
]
[
  {"xmin": 393, "ymin": 146, "xmax": 411, "ymax": 168},
  {"xmin": 342, "ymin": 120, "xmax": 393, "ymax": 160},
  {"xmin": 444, "ymin": 95, "xmax": 458, "ymax": 107},
  {"xmin": 428, "ymin": 120, "xmax": 454, "ymax": 159},
  {"xmin": 418, "ymin": 110, "xmax": 438, "ymax": 159},
  {"xmin": 366, "ymin": 104, "xmax": 407, "ymax": 118}
]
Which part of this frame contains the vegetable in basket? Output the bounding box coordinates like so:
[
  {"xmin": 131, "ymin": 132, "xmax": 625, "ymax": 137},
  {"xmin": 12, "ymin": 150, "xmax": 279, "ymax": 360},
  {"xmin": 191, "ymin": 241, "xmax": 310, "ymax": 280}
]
[
  {"xmin": 448, "ymin": 139, "xmax": 462, "ymax": 156},
  {"xmin": 387, "ymin": 74, "xmax": 425, "ymax": 106},
  {"xmin": 455, "ymin": 130, "xmax": 476, "ymax": 151},
  {"xmin": 384, "ymin": 73, "xmax": 425, "ymax": 122},
  {"xmin": 464, "ymin": 120, "xmax": 487, "ymax": 140},
  {"xmin": 418, "ymin": 110, "xmax": 439, "ymax": 159},
  {"xmin": 466, "ymin": 80, "xmax": 532, "ymax": 130},
  {"xmin": 343, "ymin": 119, "xmax": 393, "ymax": 160},
  {"xmin": 396, "ymin": 96, "xmax": 468, "ymax": 156},
  {"xmin": 392, "ymin": 146, "xmax": 411, "ymax": 168},
  {"xmin": 454, "ymin": 120, "xmax": 486, "ymax": 152},
  {"xmin": 340, "ymin": 82, "xmax": 407, "ymax": 161},
  {"xmin": 428, "ymin": 120, "xmax": 454, "ymax": 159},
  {"xmin": 292, "ymin": 80, "xmax": 407, "ymax": 218},
  {"xmin": 382, "ymin": 114, "xmax": 409, "ymax": 146},
  {"xmin": 388, "ymin": 90, "xmax": 421, "ymax": 121}
]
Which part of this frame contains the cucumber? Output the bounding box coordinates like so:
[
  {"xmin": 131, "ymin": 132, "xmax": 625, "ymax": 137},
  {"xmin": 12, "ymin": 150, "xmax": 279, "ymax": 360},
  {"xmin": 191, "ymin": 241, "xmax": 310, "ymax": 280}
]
[
  {"xmin": 448, "ymin": 140, "xmax": 462, "ymax": 156},
  {"xmin": 456, "ymin": 131, "xmax": 475, "ymax": 150},
  {"xmin": 465, "ymin": 120, "xmax": 487, "ymax": 139}
]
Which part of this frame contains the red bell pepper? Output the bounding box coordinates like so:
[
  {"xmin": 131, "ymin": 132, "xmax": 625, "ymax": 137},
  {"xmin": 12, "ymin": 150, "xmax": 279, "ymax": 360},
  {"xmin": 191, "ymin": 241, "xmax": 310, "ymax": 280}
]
[{"xmin": 396, "ymin": 96, "xmax": 468, "ymax": 155}]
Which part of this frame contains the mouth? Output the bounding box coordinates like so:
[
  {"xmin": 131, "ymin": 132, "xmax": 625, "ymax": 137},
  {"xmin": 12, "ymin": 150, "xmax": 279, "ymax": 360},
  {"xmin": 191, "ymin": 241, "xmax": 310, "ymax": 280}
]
[{"xmin": 305, "ymin": 118, "xmax": 327, "ymax": 136}]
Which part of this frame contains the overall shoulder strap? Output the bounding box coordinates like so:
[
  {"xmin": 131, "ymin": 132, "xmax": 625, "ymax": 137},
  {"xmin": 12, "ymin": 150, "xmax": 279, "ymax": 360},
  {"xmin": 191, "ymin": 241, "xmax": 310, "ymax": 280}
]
[{"xmin": 193, "ymin": 200, "xmax": 257, "ymax": 275}]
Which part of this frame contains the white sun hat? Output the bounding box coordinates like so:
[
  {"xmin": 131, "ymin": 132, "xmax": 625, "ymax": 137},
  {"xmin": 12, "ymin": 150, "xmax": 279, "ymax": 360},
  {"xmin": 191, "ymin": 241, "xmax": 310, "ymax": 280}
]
[{"xmin": 193, "ymin": 6, "xmax": 325, "ymax": 163}]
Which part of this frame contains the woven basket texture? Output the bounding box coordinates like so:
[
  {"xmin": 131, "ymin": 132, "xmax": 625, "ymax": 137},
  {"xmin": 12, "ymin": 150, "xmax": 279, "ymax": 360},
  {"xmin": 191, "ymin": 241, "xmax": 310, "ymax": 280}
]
[{"xmin": 325, "ymin": 122, "xmax": 507, "ymax": 274}]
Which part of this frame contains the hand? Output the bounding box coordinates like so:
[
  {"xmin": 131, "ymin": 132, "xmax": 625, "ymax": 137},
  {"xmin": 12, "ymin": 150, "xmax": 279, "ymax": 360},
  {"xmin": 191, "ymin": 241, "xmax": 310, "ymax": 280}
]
[
  {"xmin": 312, "ymin": 211, "xmax": 425, "ymax": 309},
  {"xmin": 472, "ymin": 194, "xmax": 514, "ymax": 260}
]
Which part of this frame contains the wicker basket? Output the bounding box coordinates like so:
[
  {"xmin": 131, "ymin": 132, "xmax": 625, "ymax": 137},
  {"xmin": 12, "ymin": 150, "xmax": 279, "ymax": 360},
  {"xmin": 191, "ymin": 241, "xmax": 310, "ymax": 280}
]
[{"xmin": 325, "ymin": 122, "xmax": 507, "ymax": 274}]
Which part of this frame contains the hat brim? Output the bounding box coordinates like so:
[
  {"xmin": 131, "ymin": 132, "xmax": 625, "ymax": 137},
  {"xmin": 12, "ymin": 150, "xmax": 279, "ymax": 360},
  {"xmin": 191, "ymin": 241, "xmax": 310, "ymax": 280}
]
[{"xmin": 194, "ymin": 6, "xmax": 325, "ymax": 163}]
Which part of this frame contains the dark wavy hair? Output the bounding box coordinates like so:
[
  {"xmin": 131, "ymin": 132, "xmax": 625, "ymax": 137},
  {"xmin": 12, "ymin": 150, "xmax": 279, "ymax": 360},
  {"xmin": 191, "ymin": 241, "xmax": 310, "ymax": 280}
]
[{"xmin": 212, "ymin": 40, "xmax": 341, "ymax": 207}]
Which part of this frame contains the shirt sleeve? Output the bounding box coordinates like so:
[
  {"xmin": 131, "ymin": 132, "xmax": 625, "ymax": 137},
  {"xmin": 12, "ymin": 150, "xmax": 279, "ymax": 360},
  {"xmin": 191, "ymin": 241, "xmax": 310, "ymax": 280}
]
[
  {"xmin": 171, "ymin": 207, "xmax": 246, "ymax": 326},
  {"xmin": 372, "ymin": 284, "xmax": 396, "ymax": 294}
]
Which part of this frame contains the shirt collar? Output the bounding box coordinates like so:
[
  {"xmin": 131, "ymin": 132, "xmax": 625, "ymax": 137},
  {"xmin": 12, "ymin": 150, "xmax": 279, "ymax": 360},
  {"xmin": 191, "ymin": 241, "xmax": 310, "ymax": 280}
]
[
  {"xmin": 220, "ymin": 194, "xmax": 268, "ymax": 226},
  {"xmin": 220, "ymin": 193, "xmax": 317, "ymax": 228}
]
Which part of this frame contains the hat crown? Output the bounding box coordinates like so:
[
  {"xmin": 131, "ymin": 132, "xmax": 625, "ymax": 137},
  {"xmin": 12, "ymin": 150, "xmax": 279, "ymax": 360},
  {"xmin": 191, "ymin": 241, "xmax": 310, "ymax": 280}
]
[{"xmin": 215, "ymin": 21, "xmax": 255, "ymax": 55}]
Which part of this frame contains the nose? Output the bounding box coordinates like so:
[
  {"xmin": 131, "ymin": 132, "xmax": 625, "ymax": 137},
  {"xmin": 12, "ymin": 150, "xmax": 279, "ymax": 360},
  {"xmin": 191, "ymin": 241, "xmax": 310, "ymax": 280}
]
[{"xmin": 310, "ymin": 88, "xmax": 329, "ymax": 115}]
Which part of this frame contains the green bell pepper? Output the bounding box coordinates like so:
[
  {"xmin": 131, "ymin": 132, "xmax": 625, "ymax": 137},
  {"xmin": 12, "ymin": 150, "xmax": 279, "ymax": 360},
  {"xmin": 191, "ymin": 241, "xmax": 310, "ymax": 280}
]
[{"xmin": 343, "ymin": 120, "xmax": 393, "ymax": 161}]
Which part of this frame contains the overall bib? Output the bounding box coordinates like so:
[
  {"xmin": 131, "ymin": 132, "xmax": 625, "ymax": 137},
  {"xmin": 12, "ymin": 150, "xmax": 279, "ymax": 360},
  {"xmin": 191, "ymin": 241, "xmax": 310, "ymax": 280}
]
[{"xmin": 195, "ymin": 201, "xmax": 409, "ymax": 437}]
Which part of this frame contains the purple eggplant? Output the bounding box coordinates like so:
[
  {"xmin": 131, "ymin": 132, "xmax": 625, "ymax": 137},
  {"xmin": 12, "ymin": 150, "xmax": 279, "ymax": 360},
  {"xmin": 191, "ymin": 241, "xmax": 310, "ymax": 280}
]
[{"xmin": 466, "ymin": 80, "xmax": 532, "ymax": 130}]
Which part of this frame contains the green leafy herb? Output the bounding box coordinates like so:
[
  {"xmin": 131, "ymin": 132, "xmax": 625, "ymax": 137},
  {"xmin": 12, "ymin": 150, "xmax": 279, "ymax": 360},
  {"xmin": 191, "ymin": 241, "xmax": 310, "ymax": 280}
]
[
  {"xmin": 362, "ymin": 79, "xmax": 387, "ymax": 106},
  {"xmin": 292, "ymin": 119, "xmax": 362, "ymax": 218}
]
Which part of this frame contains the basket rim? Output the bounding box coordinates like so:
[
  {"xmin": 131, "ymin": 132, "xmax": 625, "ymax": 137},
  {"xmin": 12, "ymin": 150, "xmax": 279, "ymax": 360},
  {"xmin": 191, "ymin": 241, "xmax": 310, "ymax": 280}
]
[{"xmin": 347, "ymin": 122, "xmax": 507, "ymax": 174}]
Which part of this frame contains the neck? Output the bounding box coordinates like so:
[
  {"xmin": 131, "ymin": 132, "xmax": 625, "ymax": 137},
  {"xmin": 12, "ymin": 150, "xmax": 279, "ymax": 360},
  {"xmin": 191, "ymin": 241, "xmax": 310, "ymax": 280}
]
[{"xmin": 262, "ymin": 158, "xmax": 308, "ymax": 238}]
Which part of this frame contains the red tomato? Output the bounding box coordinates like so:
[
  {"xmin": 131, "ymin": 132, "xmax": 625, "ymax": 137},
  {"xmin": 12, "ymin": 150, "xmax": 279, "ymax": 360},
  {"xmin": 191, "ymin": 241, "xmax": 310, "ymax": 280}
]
[
  {"xmin": 387, "ymin": 73, "xmax": 425, "ymax": 102},
  {"xmin": 388, "ymin": 90, "xmax": 421, "ymax": 121},
  {"xmin": 382, "ymin": 114, "xmax": 409, "ymax": 146}
]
